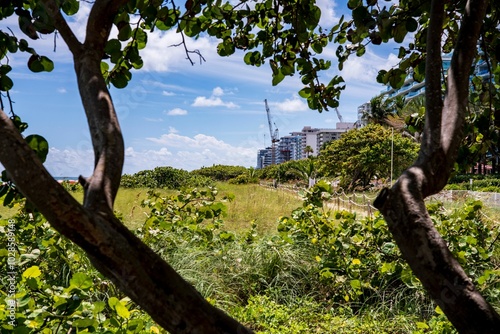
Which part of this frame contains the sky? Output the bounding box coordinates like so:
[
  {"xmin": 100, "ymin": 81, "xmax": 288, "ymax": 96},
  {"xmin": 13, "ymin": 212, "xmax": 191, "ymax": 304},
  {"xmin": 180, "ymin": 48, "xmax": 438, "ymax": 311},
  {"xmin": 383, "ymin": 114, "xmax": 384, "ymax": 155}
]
[{"xmin": 1, "ymin": 1, "xmax": 401, "ymax": 177}]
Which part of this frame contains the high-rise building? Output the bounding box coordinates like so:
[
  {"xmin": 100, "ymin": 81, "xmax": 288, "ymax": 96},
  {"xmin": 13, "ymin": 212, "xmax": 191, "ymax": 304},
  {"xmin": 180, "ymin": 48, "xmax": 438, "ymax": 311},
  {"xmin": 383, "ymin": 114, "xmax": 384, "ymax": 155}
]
[
  {"xmin": 256, "ymin": 148, "xmax": 273, "ymax": 169},
  {"xmin": 276, "ymin": 135, "xmax": 302, "ymax": 163},
  {"xmin": 381, "ymin": 54, "xmax": 452, "ymax": 101},
  {"xmin": 257, "ymin": 123, "xmax": 355, "ymax": 168}
]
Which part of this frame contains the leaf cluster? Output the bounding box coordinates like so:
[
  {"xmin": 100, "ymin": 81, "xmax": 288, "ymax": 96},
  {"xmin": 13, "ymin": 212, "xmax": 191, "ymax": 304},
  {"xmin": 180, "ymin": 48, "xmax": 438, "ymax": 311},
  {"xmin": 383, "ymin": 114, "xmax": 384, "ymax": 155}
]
[
  {"xmin": 317, "ymin": 124, "xmax": 419, "ymax": 190},
  {"xmin": 0, "ymin": 209, "xmax": 160, "ymax": 333},
  {"xmin": 277, "ymin": 182, "xmax": 500, "ymax": 312}
]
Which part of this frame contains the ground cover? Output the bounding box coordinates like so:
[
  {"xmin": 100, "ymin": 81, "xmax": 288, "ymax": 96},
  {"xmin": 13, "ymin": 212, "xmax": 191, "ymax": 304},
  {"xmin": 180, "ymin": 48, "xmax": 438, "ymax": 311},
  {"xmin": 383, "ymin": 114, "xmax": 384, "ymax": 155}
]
[{"xmin": 2, "ymin": 182, "xmax": 499, "ymax": 333}]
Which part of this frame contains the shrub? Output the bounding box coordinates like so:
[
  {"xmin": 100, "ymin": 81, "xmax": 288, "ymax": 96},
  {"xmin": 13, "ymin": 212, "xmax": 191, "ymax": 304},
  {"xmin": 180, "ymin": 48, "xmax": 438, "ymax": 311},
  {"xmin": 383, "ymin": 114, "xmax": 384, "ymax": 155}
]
[
  {"xmin": 191, "ymin": 165, "xmax": 248, "ymax": 181},
  {"xmin": 0, "ymin": 210, "xmax": 158, "ymax": 333},
  {"xmin": 228, "ymin": 174, "xmax": 258, "ymax": 184},
  {"xmin": 120, "ymin": 166, "xmax": 213, "ymax": 189}
]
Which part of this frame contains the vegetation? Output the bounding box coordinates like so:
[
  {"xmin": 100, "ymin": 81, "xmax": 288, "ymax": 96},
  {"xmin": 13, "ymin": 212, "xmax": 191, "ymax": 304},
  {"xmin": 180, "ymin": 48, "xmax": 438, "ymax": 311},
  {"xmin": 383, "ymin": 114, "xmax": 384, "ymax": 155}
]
[
  {"xmin": 120, "ymin": 166, "xmax": 213, "ymax": 189},
  {"xmin": 2, "ymin": 183, "xmax": 499, "ymax": 333},
  {"xmin": 318, "ymin": 124, "xmax": 419, "ymax": 190},
  {"xmin": 192, "ymin": 165, "xmax": 251, "ymax": 182},
  {"xmin": 1, "ymin": 0, "xmax": 500, "ymax": 331}
]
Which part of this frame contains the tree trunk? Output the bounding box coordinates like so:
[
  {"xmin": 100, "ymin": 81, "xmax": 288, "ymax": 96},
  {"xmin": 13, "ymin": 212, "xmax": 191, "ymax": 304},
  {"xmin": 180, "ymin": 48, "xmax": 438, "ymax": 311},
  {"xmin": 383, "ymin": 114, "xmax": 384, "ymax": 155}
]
[
  {"xmin": 0, "ymin": 1, "xmax": 254, "ymax": 332},
  {"xmin": 374, "ymin": 1, "xmax": 500, "ymax": 332}
]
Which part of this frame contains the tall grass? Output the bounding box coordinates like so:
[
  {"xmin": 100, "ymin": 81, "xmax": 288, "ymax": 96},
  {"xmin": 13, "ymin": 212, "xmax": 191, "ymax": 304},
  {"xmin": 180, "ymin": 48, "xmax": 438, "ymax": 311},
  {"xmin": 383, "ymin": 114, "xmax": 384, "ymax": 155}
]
[{"xmin": 216, "ymin": 183, "xmax": 303, "ymax": 233}]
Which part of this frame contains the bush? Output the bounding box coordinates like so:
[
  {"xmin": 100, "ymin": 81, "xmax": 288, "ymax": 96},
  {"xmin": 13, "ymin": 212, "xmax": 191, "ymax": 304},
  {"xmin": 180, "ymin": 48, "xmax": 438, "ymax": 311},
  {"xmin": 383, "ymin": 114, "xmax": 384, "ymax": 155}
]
[
  {"xmin": 228, "ymin": 174, "xmax": 258, "ymax": 184},
  {"xmin": 120, "ymin": 166, "xmax": 213, "ymax": 189},
  {"xmin": 191, "ymin": 165, "xmax": 248, "ymax": 181},
  {"xmin": 3, "ymin": 184, "xmax": 499, "ymax": 333},
  {"xmin": 0, "ymin": 210, "xmax": 158, "ymax": 333}
]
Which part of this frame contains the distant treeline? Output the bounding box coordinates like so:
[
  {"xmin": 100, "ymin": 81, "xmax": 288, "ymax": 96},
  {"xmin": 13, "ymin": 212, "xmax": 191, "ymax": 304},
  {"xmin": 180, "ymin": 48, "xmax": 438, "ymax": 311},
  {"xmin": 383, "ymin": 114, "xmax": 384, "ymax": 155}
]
[
  {"xmin": 120, "ymin": 165, "xmax": 258, "ymax": 189},
  {"xmin": 119, "ymin": 161, "xmax": 315, "ymax": 189}
]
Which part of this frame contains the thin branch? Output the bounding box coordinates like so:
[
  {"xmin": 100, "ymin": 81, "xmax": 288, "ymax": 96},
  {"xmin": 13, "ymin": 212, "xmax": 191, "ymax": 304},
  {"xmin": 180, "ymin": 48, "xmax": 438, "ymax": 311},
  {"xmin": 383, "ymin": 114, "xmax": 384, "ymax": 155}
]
[
  {"xmin": 170, "ymin": 0, "xmax": 206, "ymax": 65},
  {"xmin": 84, "ymin": 0, "xmax": 129, "ymax": 54},
  {"xmin": 40, "ymin": 0, "xmax": 82, "ymax": 54}
]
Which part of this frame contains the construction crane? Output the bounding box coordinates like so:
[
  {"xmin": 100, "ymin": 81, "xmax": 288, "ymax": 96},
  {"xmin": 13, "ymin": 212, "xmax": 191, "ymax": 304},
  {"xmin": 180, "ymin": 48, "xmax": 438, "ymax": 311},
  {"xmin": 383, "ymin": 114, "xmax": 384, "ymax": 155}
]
[
  {"xmin": 264, "ymin": 99, "xmax": 279, "ymax": 165},
  {"xmin": 335, "ymin": 107, "xmax": 343, "ymax": 123}
]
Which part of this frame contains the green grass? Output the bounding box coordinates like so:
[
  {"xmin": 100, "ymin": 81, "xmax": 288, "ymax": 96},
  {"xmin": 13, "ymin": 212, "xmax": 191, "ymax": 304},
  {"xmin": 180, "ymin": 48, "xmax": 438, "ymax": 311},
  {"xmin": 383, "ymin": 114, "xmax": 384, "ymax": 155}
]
[
  {"xmin": 111, "ymin": 184, "xmax": 302, "ymax": 233},
  {"xmin": 215, "ymin": 183, "xmax": 303, "ymax": 234}
]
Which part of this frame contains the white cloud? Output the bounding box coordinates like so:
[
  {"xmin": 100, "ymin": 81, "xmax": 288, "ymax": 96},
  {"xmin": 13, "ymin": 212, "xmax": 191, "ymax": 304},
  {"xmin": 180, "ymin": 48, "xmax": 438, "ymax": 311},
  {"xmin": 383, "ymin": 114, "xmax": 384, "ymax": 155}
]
[
  {"xmin": 192, "ymin": 96, "xmax": 238, "ymax": 108},
  {"xmin": 166, "ymin": 108, "xmax": 188, "ymax": 116},
  {"xmin": 144, "ymin": 117, "xmax": 163, "ymax": 122},
  {"xmin": 212, "ymin": 86, "xmax": 224, "ymax": 96},
  {"xmin": 140, "ymin": 30, "xmax": 214, "ymax": 72},
  {"xmin": 141, "ymin": 132, "xmax": 257, "ymax": 171},
  {"xmin": 45, "ymin": 130, "xmax": 258, "ymax": 176},
  {"xmin": 57, "ymin": 88, "xmax": 67, "ymax": 93},
  {"xmin": 162, "ymin": 91, "xmax": 176, "ymax": 96},
  {"xmin": 340, "ymin": 49, "xmax": 399, "ymax": 84},
  {"xmin": 274, "ymin": 96, "xmax": 308, "ymax": 113},
  {"xmin": 316, "ymin": 0, "xmax": 340, "ymax": 27},
  {"xmin": 192, "ymin": 87, "xmax": 239, "ymax": 108},
  {"xmin": 45, "ymin": 147, "xmax": 94, "ymax": 177}
]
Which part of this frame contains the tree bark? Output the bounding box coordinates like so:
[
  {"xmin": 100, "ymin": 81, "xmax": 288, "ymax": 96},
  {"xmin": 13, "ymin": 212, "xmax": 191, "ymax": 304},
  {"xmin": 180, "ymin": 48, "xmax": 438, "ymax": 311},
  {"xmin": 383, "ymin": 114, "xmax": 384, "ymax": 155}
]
[
  {"xmin": 0, "ymin": 1, "xmax": 254, "ymax": 333},
  {"xmin": 374, "ymin": 1, "xmax": 500, "ymax": 332}
]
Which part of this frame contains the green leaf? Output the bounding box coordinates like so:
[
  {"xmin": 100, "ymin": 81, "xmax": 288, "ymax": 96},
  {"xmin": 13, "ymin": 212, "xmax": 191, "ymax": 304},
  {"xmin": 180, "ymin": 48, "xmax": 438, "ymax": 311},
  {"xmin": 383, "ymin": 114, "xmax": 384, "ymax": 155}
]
[
  {"xmin": 109, "ymin": 297, "xmax": 130, "ymax": 319},
  {"xmin": 0, "ymin": 74, "xmax": 13, "ymax": 91},
  {"xmin": 299, "ymin": 87, "xmax": 311, "ymax": 98},
  {"xmin": 356, "ymin": 44, "xmax": 365, "ymax": 57},
  {"xmin": 393, "ymin": 23, "xmax": 408, "ymax": 43},
  {"xmin": 133, "ymin": 28, "xmax": 148, "ymax": 50},
  {"xmin": 26, "ymin": 277, "xmax": 39, "ymax": 290},
  {"xmin": 3, "ymin": 188, "xmax": 15, "ymax": 206},
  {"xmin": 61, "ymin": 0, "xmax": 80, "ymax": 16},
  {"xmin": 69, "ymin": 272, "xmax": 93, "ymax": 290},
  {"xmin": 348, "ymin": 0, "xmax": 362, "ymax": 9},
  {"xmin": 350, "ymin": 279, "xmax": 361, "ymax": 290},
  {"xmin": 73, "ymin": 318, "xmax": 97, "ymax": 329},
  {"xmin": 311, "ymin": 41, "xmax": 323, "ymax": 54},
  {"xmin": 19, "ymin": 14, "xmax": 39, "ymax": 40},
  {"xmin": 22, "ymin": 266, "xmax": 41, "ymax": 278},
  {"xmin": 406, "ymin": 17, "xmax": 418, "ymax": 32},
  {"xmin": 272, "ymin": 68, "xmax": 285, "ymax": 86},
  {"xmin": 27, "ymin": 55, "xmax": 54, "ymax": 72},
  {"xmin": 118, "ymin": 23, "xmax": 132, "ymax": 41},
  {"xmin": 25, "ymin": 134, "xmax": 49, "ymax": 163},
  {"xmin": 110, "ymin": 68, "xmax": 131, "ymax": 89},
  {"xmin": 105, "ymin": 39, "xmax": 122, "ymax": 55}
]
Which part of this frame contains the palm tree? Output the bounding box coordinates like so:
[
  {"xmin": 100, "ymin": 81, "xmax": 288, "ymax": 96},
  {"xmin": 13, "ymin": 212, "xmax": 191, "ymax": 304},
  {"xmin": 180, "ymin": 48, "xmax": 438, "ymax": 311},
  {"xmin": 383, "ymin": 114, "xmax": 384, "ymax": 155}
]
[
  {"xmin": 363, "ymin": 95, "xmax": 405, "ymax": 126},
  {"xmin": 385, "ymin": 95, "xmax": 425, "ymax": 142},
  {"xmin": 291, "ymin": 159, "xmax": 317, "ymax": 187},
  {"xmin": 304, "ymin": 145, "xmax": 313, "ymax": 158}
]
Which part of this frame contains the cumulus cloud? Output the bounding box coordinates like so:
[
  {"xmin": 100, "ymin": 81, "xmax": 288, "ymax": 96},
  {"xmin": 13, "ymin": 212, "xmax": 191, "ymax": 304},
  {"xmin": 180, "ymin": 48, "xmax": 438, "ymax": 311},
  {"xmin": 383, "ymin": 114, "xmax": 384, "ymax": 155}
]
[
  {"xmin": 45, "ymin": 147, "xmax": 94, "ymax": 177},
  {"xmin": 165, "ymin": 108, "xmax": 188, "ymax": 116},
  {"xmin": 192, "ymin": 87, "xmax": 239, "ymax": 108},
  {"xmin": 212, "ymin": 86, "xmax": 224, "ymax": 96},
  {"xmin": 141, "ymin": 131, "xmax": 257, "ymax": 171},
  {"xmin": 316, "ymin": 0, "xmax": 339, "ymax": 27},
  {"xmin": 44, "ymin": 130, "xmax": 258, "ymax": 176},
  {"xmin": 274, "ymin": 96, "xmax": 309, "ymax": 113}
]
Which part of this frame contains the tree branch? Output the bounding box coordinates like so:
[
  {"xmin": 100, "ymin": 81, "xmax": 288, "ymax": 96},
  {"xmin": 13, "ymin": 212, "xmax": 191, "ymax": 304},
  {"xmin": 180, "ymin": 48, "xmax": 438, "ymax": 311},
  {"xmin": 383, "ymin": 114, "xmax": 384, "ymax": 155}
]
[
  {"xmin": 44, "ymin": 0, "xmax": 129, "ymax": 211},
  {"xmin": 40, "ymin": 0, "xmax": 82, "ymax": 54},
  {"xmin": 0, "ymin": 109, "xmax": 254, "ymax": 333},
  {"xmin": 375, "ymin": 0, "xmax": 500, "ymax": 332},
  {"xmin": 84, "ymin": 0, "xmax": 130, "ymax": 55}
]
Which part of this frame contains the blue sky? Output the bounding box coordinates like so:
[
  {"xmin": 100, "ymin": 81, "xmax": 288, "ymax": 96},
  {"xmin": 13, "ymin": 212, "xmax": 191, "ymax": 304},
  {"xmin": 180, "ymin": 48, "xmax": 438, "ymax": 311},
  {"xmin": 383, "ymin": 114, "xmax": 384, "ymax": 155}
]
[{"xmin": 1, "ymin": 1, "xmax": 400, "ymax": 177}]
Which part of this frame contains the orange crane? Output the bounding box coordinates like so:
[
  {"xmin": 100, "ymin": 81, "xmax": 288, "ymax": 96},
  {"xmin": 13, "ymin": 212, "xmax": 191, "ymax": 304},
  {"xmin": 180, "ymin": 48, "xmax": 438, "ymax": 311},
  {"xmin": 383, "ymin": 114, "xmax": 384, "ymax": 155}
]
[{"xmin": 264, "ymin": 99, "xmax": 279, "ymax": 165}]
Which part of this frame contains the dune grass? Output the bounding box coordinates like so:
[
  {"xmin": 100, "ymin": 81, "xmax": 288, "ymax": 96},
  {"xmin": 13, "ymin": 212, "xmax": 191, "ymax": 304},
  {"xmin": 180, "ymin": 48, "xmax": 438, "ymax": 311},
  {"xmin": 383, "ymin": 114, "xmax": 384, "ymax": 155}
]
[{"xmin": 215, "ymin": 183, "xmax": 303, "ymax": 234}]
